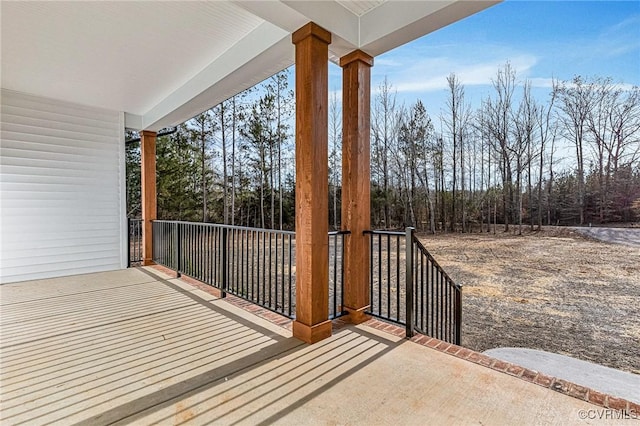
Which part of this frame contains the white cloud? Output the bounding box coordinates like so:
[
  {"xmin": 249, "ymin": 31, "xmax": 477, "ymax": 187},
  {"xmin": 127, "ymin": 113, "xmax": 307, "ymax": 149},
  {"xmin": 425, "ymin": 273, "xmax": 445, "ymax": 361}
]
[
  {"xmin": 603, "ymin": 14, "xmax": 640, "ymax": 38},
  {"xmin": 528, "ymin": 77, "xmax": 555, "ymax": 89},
  {"xmin": 372, "ymin": 54, "xmax": 539, "ymax": 95},
  {"xmin": 535, "ymin": 78, "xmax": 637, "ymax": 91},
  {"xmin": 374, "ymin": 57, "xmax": 403, "ymax": 67}
]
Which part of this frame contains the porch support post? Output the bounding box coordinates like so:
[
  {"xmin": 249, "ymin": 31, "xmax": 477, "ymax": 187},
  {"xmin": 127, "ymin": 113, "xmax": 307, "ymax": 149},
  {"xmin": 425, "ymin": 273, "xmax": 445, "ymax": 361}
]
[
  {"xmin": 292, "ymin": 22, "xmax": 332, "ymax": 344},
  {"xmin": 341, "ymin": 50, "xmax": 373, "ymax": 324},
  {"xmin": 140, "ymin": 130, "xmax": 157, "ymax": 266}
]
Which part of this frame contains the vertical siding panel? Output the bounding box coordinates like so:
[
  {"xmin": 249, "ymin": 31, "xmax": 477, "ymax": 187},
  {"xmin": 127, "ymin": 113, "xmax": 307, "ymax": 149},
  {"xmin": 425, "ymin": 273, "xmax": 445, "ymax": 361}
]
[{"xmin": 0, "ymin": 90, "xmax": 125, "ymax": 283}]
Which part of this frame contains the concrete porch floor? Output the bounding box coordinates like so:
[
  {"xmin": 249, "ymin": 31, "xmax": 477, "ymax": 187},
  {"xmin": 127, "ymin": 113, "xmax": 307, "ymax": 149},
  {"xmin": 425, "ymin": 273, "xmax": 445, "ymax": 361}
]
[{"xmin": 0, "ymin": 267, "xmax": 620, "ymax": 425}]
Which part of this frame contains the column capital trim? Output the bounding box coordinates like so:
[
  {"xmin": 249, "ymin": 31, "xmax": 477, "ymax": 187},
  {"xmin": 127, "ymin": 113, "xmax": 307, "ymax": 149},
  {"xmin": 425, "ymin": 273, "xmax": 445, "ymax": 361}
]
[
  {"xmin": 140, "ymin": 130, "xmax": 157, "ymax": 137},
  {"xmin": 292, "ymin": 22, "xmax": 331, "ymax": 45},
  {"xmin": 340, "ymin": 50, "xmax": 374, "ymax": 68}
]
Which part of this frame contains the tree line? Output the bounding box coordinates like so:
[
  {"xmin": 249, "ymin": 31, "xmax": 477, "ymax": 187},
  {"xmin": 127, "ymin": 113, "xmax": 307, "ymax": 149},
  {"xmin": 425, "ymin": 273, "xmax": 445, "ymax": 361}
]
[{"xmin": 127, "ymin": 64, "xmax": 640, "ymax": 232}]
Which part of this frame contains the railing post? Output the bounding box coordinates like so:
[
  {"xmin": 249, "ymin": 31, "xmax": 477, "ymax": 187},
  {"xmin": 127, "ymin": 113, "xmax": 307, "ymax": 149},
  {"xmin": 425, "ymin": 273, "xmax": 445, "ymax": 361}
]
[
  {"xmin": 405, "ymin": 227, "xmax": 415, "ymax": 338},
  {"xmin": 175, "ymin": 222, "xmax": 182, "ymax": 278},
  {"xmin": 221, "ymin": 227, "xmax": 228, "ymax": 298},
  {"xmin": 150, "ymin": 220, "xmax": 155, "ymax": 264},
  {"xmin": 455, "ymin": 286, "xmax": 462, "ymax": 345},
  {"xmin": 127, "ymin": 218, "xmax": 131, "ymax": 268}
]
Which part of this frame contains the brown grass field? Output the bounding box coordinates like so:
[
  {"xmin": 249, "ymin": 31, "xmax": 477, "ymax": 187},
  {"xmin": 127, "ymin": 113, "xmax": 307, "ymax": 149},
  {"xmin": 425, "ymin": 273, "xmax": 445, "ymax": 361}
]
[{"xmin": 418, "ymin": 227, "xmax": 640, "ymax": 374}]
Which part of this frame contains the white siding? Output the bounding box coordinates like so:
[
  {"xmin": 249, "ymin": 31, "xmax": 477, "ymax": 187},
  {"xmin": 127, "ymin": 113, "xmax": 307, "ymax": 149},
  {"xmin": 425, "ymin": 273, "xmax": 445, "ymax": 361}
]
[{"xmin": 1, "ymin": 90, "xmax": 126, "ymax": 283}]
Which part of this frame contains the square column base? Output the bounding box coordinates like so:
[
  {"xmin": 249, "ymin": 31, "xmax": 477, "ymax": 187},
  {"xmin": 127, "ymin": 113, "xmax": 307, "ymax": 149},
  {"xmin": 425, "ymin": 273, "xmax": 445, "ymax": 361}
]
[
  {"xmin": 142, "ymin": 259, "xmax": 155, "ymax": 266},
  {"xmin": 292, "ymin": 320, "xmax": 332, "ymax": 344},
  {"xmin": 344, "ymin": 306, "xmax": 371, "ymax": 324}
]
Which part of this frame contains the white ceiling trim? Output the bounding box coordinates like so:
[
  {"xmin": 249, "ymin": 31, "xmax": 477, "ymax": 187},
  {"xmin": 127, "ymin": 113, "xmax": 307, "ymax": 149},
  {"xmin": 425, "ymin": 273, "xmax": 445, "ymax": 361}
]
[
  {"xmin": 142, "ymin": 22, "xmax": 290, "ymax": 131},
  {"xmin": 336, "ymin": 0, "xmax": 386, "ymax": 17},
  {"xmin": 144, "ymin": 0, "xmax": 500, "ymax": 130},
  {"xmin": 360, "ymin": 0, "xmax": 500, "ymax": 55},
  {"xmin": 1, "ymin": 1, "xmax": 500, "ymax": 132},
  {"xmin": 282, "ymin": 1, "xmax": 360, "ymax": 47}
]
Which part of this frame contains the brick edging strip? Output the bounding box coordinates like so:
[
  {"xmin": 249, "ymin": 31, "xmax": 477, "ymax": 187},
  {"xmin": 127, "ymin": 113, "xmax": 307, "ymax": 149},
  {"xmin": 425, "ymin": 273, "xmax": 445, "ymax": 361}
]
[
  {"xmin": 148, "ymin": 264, "xmax": 294, "ymax": 329},
  {"xmin": 364, "ymin": 317, "xmax": 640, "ymax": 415},
  {"xmin": 143, "ymin": 265, "xmax": 638, "ymax": 415}
]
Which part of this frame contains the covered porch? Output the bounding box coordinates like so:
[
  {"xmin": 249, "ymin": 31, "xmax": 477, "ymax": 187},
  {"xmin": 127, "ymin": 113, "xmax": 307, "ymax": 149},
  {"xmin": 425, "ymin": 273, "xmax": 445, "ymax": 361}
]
[
  {"xmin": 0, "ymin": 268, "xmax": 598, "ymax": 425},
  {"xmin": 2, "ymin": 2, "xmax": 638, "ymax": 422},
  {"xmin": 1, "ymin": 0, "xmax": 499, "ymax": 344}
]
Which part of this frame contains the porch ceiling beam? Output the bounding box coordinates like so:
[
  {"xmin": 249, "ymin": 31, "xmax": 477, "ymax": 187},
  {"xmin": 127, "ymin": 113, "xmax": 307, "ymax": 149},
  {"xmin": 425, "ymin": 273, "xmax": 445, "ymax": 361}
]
[
  {"xmin": 281, "ymin": 1, "xmax": 360, "ymax": 60},
  {"xmin": 124, "ymin": 113, "xmax": 143, "ymax": 131},
  {"xmin": 231, "ymin": 1, "xmax": 308, "ymax": 33},
  {"xmin": 359, "ymin": 0, "xmax": 500, "ymax": 55},
  {"xmin": 121, "ymin": 1, "xmax": 501, "ymax": 131},
  {"xmin": 234, "ymin": 1, "xmax": 500, "ymax": 64},
  {"xmin": 2, "ymin": 1, "xmax": 501, "ymax": 133},
  {"xmin": 139, "ymin": 21, "xmax": 291, "ymax": 131},
  {"xmin": 233, "ymin": 1, "xmax": 359, "ymax": 63}
]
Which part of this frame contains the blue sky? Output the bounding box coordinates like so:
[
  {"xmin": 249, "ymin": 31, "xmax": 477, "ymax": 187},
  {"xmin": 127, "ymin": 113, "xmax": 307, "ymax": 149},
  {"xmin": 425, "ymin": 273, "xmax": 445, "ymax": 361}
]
[{"xmin": 329, "ymin": 0, "xmax": 640, "ymax": 114}]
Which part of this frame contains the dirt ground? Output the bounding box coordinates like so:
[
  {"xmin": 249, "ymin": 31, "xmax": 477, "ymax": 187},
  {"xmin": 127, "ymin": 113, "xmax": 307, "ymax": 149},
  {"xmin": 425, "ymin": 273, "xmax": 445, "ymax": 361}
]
[{"xmin": 418, "ymin": 226, "xmax": 640, "ymax": 374}]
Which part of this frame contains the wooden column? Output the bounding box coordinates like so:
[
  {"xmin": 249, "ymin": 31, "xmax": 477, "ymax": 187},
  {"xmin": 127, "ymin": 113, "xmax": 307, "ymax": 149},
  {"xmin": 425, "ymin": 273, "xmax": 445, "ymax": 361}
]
[
  {"xmin": 140, "ymin": 130, "xmax": 157, "ymax": 266},
  {"xmin": 341, "ymin": 50, "xmax": 373, "ymax": 323},
  {"xmin": 292, "ymin": 22, "xmax": 332, "ymax": 344}
]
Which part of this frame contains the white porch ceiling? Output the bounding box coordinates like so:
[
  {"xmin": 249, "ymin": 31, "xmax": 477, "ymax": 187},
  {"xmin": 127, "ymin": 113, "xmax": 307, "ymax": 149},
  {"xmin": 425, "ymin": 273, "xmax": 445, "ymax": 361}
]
[{"xmin": 1, "ymin": 1, "xmax": 499, "ymax": 131}]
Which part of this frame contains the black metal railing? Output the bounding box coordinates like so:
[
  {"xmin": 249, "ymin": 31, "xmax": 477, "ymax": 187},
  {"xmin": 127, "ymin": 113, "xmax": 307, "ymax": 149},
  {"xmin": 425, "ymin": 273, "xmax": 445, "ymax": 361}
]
[
  {"xmin": 365, "ymin": 228, "xmax": 462, "ymax": 345},
  {"xmin": 410, "ymin": 229, "xmax": 462, "ymax": 344},
  {"xmin": 226, "ymin": 225, "xmax": 296, "ymax": 318},
  {"xmin": 328, "ymin": 230, "xmax": 350, "ymax": 319},
  {"xmin": 152, "ymin": 220, "xmax": 179, "ymax": 270},
  {"xmin": 128, "ymin": 218, "xmax": 142, "ymax": 267},
  {"xmin": 366, "ymin": 229, "xmax": 407, "ymax": 325},
  {"xmin": 152, "ymin": 220, "xmax": 348, "ymax": 320}
]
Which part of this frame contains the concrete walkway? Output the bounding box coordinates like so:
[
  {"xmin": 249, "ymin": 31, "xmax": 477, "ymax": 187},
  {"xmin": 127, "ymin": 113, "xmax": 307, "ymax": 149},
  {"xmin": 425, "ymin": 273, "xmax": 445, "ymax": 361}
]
[
  {"xmin": 0, "ymin": 268, "xmax": 630, "ymax": 425},
  {"xmin": 572, "ymin": 227, "xmax": 640, "ymax": 248},
  {"xmin": 485, "ymin": 348, "xmax": 640, "ymax": 405}
]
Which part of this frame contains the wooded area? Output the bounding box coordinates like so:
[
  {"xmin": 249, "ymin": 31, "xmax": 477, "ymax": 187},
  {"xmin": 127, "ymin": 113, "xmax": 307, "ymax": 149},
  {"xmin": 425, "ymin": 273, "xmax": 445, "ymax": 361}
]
[{"xmin": 126, "ymin": 65, "xmax": 640, "ymax": 232}]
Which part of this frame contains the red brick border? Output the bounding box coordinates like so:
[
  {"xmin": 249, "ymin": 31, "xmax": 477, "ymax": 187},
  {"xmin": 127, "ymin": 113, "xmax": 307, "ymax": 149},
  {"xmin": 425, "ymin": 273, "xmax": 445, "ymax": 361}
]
[
  {"xmin": 364, "ymin": 318, "xmax": 640, "ymax": 415},
  {"xmin": 146, "ymin": 265, "xmax": 349, "ymax": 333},
  {"xmin": 144, "ymin": 266, "xmax": 639, "ymax": 416}
]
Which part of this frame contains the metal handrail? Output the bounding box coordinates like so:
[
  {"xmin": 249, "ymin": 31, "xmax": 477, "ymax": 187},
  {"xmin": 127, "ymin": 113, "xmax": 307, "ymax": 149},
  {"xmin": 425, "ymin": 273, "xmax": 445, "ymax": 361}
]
[
  {"xmin": 412, "ymin": 237, "xmax": 460, "ymax": 290},
  {"xmin": 152, "ymin": 220, "xmax": 349, "ymax": 321},
  {"xmin": 364, "ymin": 229, "xmax": 405, "ymax": 236},
  {"xmin": 365, "ymin": 227, "xmax": 462, "ymax": 345},
  {"xmin": 151, "ymin": 220, "xmax": 295, "ymax": 235}
]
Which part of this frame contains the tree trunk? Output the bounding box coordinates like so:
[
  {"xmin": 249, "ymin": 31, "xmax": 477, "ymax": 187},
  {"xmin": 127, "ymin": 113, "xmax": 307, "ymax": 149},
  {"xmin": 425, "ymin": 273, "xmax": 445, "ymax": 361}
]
[
  {"xmin": 221, "ymin": 103, "xmax": 228, "ymax": 224},
  {"xmin": 201, "ymin": 126, "xmax": 207, "ymax": 222},
  {"xmin": 231, "ymin": 97, "xmax": 237, "ymax": 226}
]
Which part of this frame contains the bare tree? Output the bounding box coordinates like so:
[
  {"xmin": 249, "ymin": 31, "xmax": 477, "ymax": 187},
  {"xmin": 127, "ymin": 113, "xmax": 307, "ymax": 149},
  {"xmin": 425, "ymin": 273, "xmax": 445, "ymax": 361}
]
[
  {"xmin": 214, "ymin": 101, "xmax": 230, "ymax": 224},
  {"xmin": 482, "ymin": 63, "xmax": 517, "ymax": 231},
  {"xmin": 512, "ymin": 81, "xmax": 537, "ymax": 235},
  {"xmin": 396, "ymin": 101, "xmax": 435, "ymax": 230},
  {"xmin": 189, "ymin": 110, "xmax": 217, "ymax": 222},
  {"xmin": 555, "ymin": 76, "xmax": 594, "ymax": 225},
  {"xmin": 584, "ymin": 80, "xmax": 640, "ymax": 222},
  {"xmin": 264, "ymin": 71, "xmax": 293, "ymax": 229},
  {"xmin": 536, "ymin": 85, "xmax": 557, "ymax": 229},
  {"xmin": 329, "ymin": 91, "xmax": 342, "ymax": 230},
  {"xmin": 442, "ymin": 73, "xmax": 472, "ymax": 232},
  {"xmin": 372, "ymin": 77, "xmax": 400, "ymax": 228}
]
